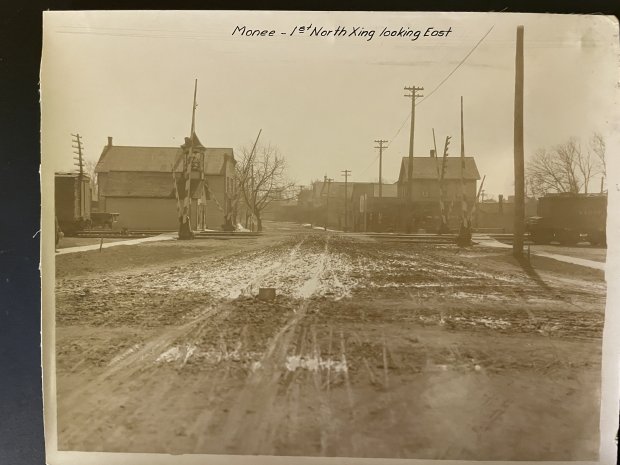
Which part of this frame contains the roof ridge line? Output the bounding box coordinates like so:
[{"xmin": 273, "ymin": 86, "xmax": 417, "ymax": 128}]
[{"xmin": 106, "ymin": 145, "xmax": 233, "ymax": 149}]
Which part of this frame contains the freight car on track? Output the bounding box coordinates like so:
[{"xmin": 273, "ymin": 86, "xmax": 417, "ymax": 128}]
[
  {"xmin": 55, "ymin": 172, "xmax": 92, "ymax": 237},
  {"xmin": 527, "ymin": 193, "xmax": 607, "ymax": 246}
]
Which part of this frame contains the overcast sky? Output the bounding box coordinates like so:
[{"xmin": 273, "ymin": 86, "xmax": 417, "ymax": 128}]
[{"xmin": 41, "ymin": 11, "xmax": 619, "ymax": 197}]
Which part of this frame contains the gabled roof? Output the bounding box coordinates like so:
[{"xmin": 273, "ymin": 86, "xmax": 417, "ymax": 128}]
[
  {"xmin": 398, "ymin": 156, "xmax": 480, "ymax": 182},
  {"xmin": 96, "ymin": 145, "xmax": 234, "ymax": 175},
  {"xmin": 55, "ymin": 171, "xmax": 91, "ymax": 181}
]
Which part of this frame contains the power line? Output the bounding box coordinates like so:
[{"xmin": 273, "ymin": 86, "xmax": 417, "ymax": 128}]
[
  {"xmin": 359, "ymin": 153, "xmax": 381, "ymax": 176},
  {"xmin": 388, "ymin": 25, "xmax": 495, "ymax": 144},
  {"xmin": 355, "ymin": 26, "xmax": 495, "ymax": 180},
  {"xmin": 417, "ymin": 25, "xmax": 495, "ymax": 106},
  {"xmin": 389, "ymin": 113, "xmax": 411, "ymax": 143}
]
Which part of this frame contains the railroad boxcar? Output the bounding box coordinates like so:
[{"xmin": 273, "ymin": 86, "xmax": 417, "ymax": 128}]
[
  {"xmin": 527, "ymin": 193, "xmax": 607, "ymax": 245},
  {"xmin": 55, "ymin": 172, "xmax": 92, "ymax": 236}
]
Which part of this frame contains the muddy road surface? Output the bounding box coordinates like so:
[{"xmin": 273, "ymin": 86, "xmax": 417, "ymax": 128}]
[{"xmin": 55, "ymin": 229, "xmax": 605, "ymax": 460}]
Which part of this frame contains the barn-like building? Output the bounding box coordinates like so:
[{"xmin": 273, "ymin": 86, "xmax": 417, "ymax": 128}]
[{"xmin": 95, "ymin": 136, "xmax": 236, "ymax": 231}]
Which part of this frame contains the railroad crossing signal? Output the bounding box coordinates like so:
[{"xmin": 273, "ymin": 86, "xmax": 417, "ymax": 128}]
[{"xmin": 71, "ymin": 133, "xmax": 84, "ymax": 177}]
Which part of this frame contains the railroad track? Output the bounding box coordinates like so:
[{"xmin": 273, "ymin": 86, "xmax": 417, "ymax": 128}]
[{"xmin": 75, "ymin": 230, "xmax": 262, "ymax": 239}]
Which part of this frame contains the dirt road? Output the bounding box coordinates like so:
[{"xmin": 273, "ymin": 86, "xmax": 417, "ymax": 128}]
[{"xmin": 55, "ymin": 227, "xmax": 605, "ymax": 460}]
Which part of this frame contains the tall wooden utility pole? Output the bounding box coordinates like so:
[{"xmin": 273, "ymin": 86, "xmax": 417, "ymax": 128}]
[
  {"xmin": 247, "ymin": 129, "xmax": 262, "ymax": 232},
  {"xmin": 341, "ymin": 170, "xmax": 351, "ymax": 231},
  {"xmin": 457, "ymin": 96, "xmax": 472, "ymax": 246},
  {"xmin": 460, "ymin": 96, "xmax": 467, "ymax": 227},
  {"xmin": 513, "ymin": 25, "xmax": 525, "ymax": 258},
  {"xmin": 71, "ymin": 133, "xmax": 85, "ymax": 219},
  {"xmin": 404, "ymin": 85, "xmax": 424, "ymax": 231},
  {"xmin": 374, "ymin": 140, "xmax": 388, "ymax": 200},
  {"xmin": 324, "ymin": 177, "xmax": 334, "ymax": 231}
]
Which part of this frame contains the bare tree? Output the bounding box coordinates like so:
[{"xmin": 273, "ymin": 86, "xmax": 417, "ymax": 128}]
[
  {"xmin": 527, "ymin": 147, "xmax": 572, "ymax": 196},
  {"xmin": 236, "ymin": 142, "xmax": 295, "ymax": 232},
  {"xmin": 573, "ymin": 141, "xmax": 596, "ymax": 194},
  {"xmin": 527, "ymin": 137, "xmax": 598, "ymax": 196},
  {"xmin": 84, "ymin": 158, "xmax": 99, "ymax": 198},
  {"xmin": 590, "ymin": 131, "xmax": 606, "ymax": 192}
]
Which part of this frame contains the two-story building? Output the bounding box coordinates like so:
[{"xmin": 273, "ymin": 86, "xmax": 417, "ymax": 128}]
[
  {"xmin": 396, "ymin": 152, "xmax": 481, "ymax": 230},
  {"xmin": 95, "ymin": 136, "xmax": 236, "ymax": 231}
]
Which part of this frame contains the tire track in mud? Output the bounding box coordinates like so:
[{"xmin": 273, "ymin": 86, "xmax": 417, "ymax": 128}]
[
  {"xmin": 209, "ymin": 235, "xmax": 338, "ymax": 455},
  {"xmin": 228, "ymin": 235, "xmax": 308, "ymax": 299},
  {"xmin": 155, "ymin": 235, "xmax": 604, "ymax": 454},
  {"xmin": 57, "ymin": 304, "xmax": 223, "ymax": 433},
  {"xmin": 57, "ymin": 234, "xmax": 316, "ymax": 444},
  {"xmin": 56, "ymin": 233, "xmax": 606, "ymax": 455},
  {"xmin": 213, "ymin": 305, "xmax": 308, "ymax": 455},
  {"xmin": 58, "ymin": 233, "xmax": 352, "ymax": 450}
]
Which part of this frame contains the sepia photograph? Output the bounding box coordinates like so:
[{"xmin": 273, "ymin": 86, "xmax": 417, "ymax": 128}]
[{"xmin": 40, "ymin": 11, "xmax": 620, "ymax": 464}]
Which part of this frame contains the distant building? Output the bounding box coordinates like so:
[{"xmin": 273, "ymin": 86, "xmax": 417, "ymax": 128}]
[
  {"xmin": 396, "ymin": 155, "xmax": 480, "ymax": 202},
  {"xmin": 350, "ymin": 182, "xmax": 400, "ymax": 232},
  {"xmin": 260, "ymin": 185, "xmax": 302, "ymax": 223},
  {"xmin": 308, "ymin": 179, "xmax": 356, "ymax": 229},
  {"xmin": 396, "ymin": 153, "xmax": 481, "ymax": 230},
  {"xmin": 297, "ymin": 187, "xmax": 314, "ymax": 207},
  {"xmin": 95, "ymin": 136, "xmax": 236, "ymax": 230}
]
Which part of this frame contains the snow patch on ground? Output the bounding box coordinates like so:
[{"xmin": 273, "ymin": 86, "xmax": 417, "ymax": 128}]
[
  {"xmin": 77, "ymin": 237, "xmax": 359, "ymax": 302},
  {"xmin": 313, "ymin": 226, "xmax": 339, "ymax": 232},
  {"xmin": 56, "ymin": 233, "xmax": 176, "ymax": 255},
  {"xmin": 292, "ymin": 247, "xmax": 357, "ymax": 300},
  {"xmin": 285, "ymin": 355, "xmax": 348, "ymax": 373},
  {"xmin": 142, "ymin": 236, "xmax": 357, "ymax": 301},
  {"xmin": 109, "ymin": 343, "xmax": 141, "ymax": 366},
  {"xmin": 534, "ymin": 251, "xmax": 605, "ymax": 271},
  {"xmin": 453, "ymin": 316, "xmax": 512, "ymax": 329},
  {"xmin": 63, "ymin": 234, "xmax": 600, "ymax": 319},
  {"xmin": 155, "ymin": 345, "xmax": 262, "ymax": 366},
  {"xmin": 419, "ymin": 314, "xmax": 512, "ymax": 330},
  {"xmin": 156, "ymin": 346, "xmax": 185, "ymax": 363}
]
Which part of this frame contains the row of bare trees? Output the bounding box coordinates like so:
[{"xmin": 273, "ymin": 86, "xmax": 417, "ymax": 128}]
[{"xmin": 526, "ymin": 132, "xmax": 606, "ymax": 197}]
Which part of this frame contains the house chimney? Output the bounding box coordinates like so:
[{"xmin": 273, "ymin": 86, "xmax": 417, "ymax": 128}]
[
  {"xmin": 430, "ymin": 149, "xmax": 436, "ymax": 158},
  {"xmin": 107, "ymin": 136, "xmax": 113, "ymax": 147},
  {"xmin": 498, "ymin": 194, "xmax": 504, "ymax": 214}
]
